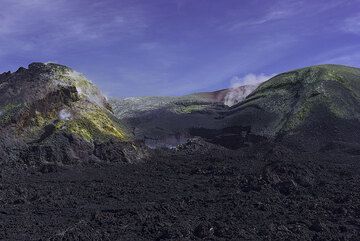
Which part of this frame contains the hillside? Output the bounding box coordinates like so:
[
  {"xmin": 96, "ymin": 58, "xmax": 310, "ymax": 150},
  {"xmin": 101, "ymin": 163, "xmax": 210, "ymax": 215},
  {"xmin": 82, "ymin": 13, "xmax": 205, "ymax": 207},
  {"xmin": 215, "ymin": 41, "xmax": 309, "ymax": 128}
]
[
  {"xmin": 220, "ymin": 64, "xmax": 360, "ymax": 150},
  {"xmin": 1, "ymin": 63, "xmax": 360, "ymax": 240},
  {"xmin": 110, "ymin": 65, "xmax": 360, "ymax": 151},
  {"xmin": 110, "ymin": 85, "xmax": 257, "ymax": 148},
  {"xmin": 0, "ymin": 63, "xmax": 145, "ymax": 165}
]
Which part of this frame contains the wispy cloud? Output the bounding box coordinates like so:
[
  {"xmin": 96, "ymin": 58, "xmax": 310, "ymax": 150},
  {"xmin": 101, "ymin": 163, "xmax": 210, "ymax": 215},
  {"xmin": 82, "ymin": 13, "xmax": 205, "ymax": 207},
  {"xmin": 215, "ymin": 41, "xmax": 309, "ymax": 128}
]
[
  {"xmin": 326, "ymin": 53, "xmax": 360, "ymax": 66},
  {"xmin": 153, "ymin": 34, "xmax": 297, "ymax": 96},
  {"xmin": 0, "ymin": 0, "xmax": 359, "ymax": 97},
  {"xmin": 0, "ymin": 0, "xmax": 147, "ymax": 52},
  {"xmin": 222, "ymin": 0, "xmax": 302, "ymax": 31},
  {"xmin": 313, "ymin": 45, "xmax": 360, "ymax": 67},
  {"xmin": 342, "ymin": 14, "xmax": 360, "ymax": 35},
  {"xmin": 224, "ymin": 0, "xmax": 347, "ymax": 32},
  {"xmin": 227, "ymin": 10, "xmax": 292, "ymax": 31}
]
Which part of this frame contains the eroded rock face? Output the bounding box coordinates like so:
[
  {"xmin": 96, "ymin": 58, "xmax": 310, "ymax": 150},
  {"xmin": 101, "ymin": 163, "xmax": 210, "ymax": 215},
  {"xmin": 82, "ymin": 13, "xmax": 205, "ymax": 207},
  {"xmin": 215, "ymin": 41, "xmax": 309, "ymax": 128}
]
[{"xmin": 0, "ymin": 63, "xmax": 142, "ymax": 165}]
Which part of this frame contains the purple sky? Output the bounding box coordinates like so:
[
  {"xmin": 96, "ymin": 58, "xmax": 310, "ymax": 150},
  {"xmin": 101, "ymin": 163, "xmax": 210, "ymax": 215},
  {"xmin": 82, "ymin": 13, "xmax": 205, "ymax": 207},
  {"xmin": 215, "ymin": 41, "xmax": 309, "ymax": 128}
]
[{"xmin": 1, "ymin": 0, "xmax": 360, "ymax": 97}]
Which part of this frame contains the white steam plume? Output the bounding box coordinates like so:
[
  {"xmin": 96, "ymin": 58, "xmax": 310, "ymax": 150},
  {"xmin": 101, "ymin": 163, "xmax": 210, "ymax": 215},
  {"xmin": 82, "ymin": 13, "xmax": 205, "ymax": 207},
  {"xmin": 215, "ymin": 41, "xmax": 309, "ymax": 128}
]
[
  {"xmin": 224, "ymin": 73, "xmax": 275, "ymax": 107},
  {"xmin": 64, "ymin": 70, "xmax": 106, "ymax": 108},
  {"xmin": 59, "ymin": 109, "xmax": 72, "ymax": 120},
  {"xmin": 230, "ymin": 73, "xmax": 275, "ymax": 87}
]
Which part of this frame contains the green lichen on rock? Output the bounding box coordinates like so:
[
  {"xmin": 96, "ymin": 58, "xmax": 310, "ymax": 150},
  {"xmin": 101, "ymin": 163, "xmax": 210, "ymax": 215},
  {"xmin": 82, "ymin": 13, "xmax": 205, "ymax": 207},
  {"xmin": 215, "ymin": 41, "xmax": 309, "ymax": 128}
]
[
  {"xmin": 67, "ymin": 119, "xmax": 94, "ymax": 142},
  {"xmin": 81, "ymin": 107, "xmax": 126, "ymax": 140},
  {"xmin": 53, "ymin": 103, "xmax": 127, "ymax": 142}
]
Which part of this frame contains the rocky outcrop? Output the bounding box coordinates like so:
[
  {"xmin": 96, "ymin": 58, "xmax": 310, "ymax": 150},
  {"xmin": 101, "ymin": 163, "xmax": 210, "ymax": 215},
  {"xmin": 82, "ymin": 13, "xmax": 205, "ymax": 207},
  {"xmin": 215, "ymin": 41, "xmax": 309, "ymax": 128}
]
[{"xmin": 0, "ymin": 63, "xmax": 146, "ymax": 165}]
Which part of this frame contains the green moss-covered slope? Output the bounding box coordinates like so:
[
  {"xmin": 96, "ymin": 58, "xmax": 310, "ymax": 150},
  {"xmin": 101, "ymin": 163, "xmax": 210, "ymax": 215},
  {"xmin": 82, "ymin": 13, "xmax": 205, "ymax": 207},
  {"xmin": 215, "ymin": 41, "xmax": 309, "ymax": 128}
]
[{"xmin": 226, "ymin": 64, "xmax": 360, "ymax": 138}]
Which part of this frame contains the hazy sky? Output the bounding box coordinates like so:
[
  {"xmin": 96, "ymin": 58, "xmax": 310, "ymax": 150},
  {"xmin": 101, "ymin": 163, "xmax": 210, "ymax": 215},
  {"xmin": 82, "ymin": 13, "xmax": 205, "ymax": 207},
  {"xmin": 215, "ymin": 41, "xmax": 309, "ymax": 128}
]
[{"xmin": 1, "ymin": 0, "xmax": 360, "ymax": 96}]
